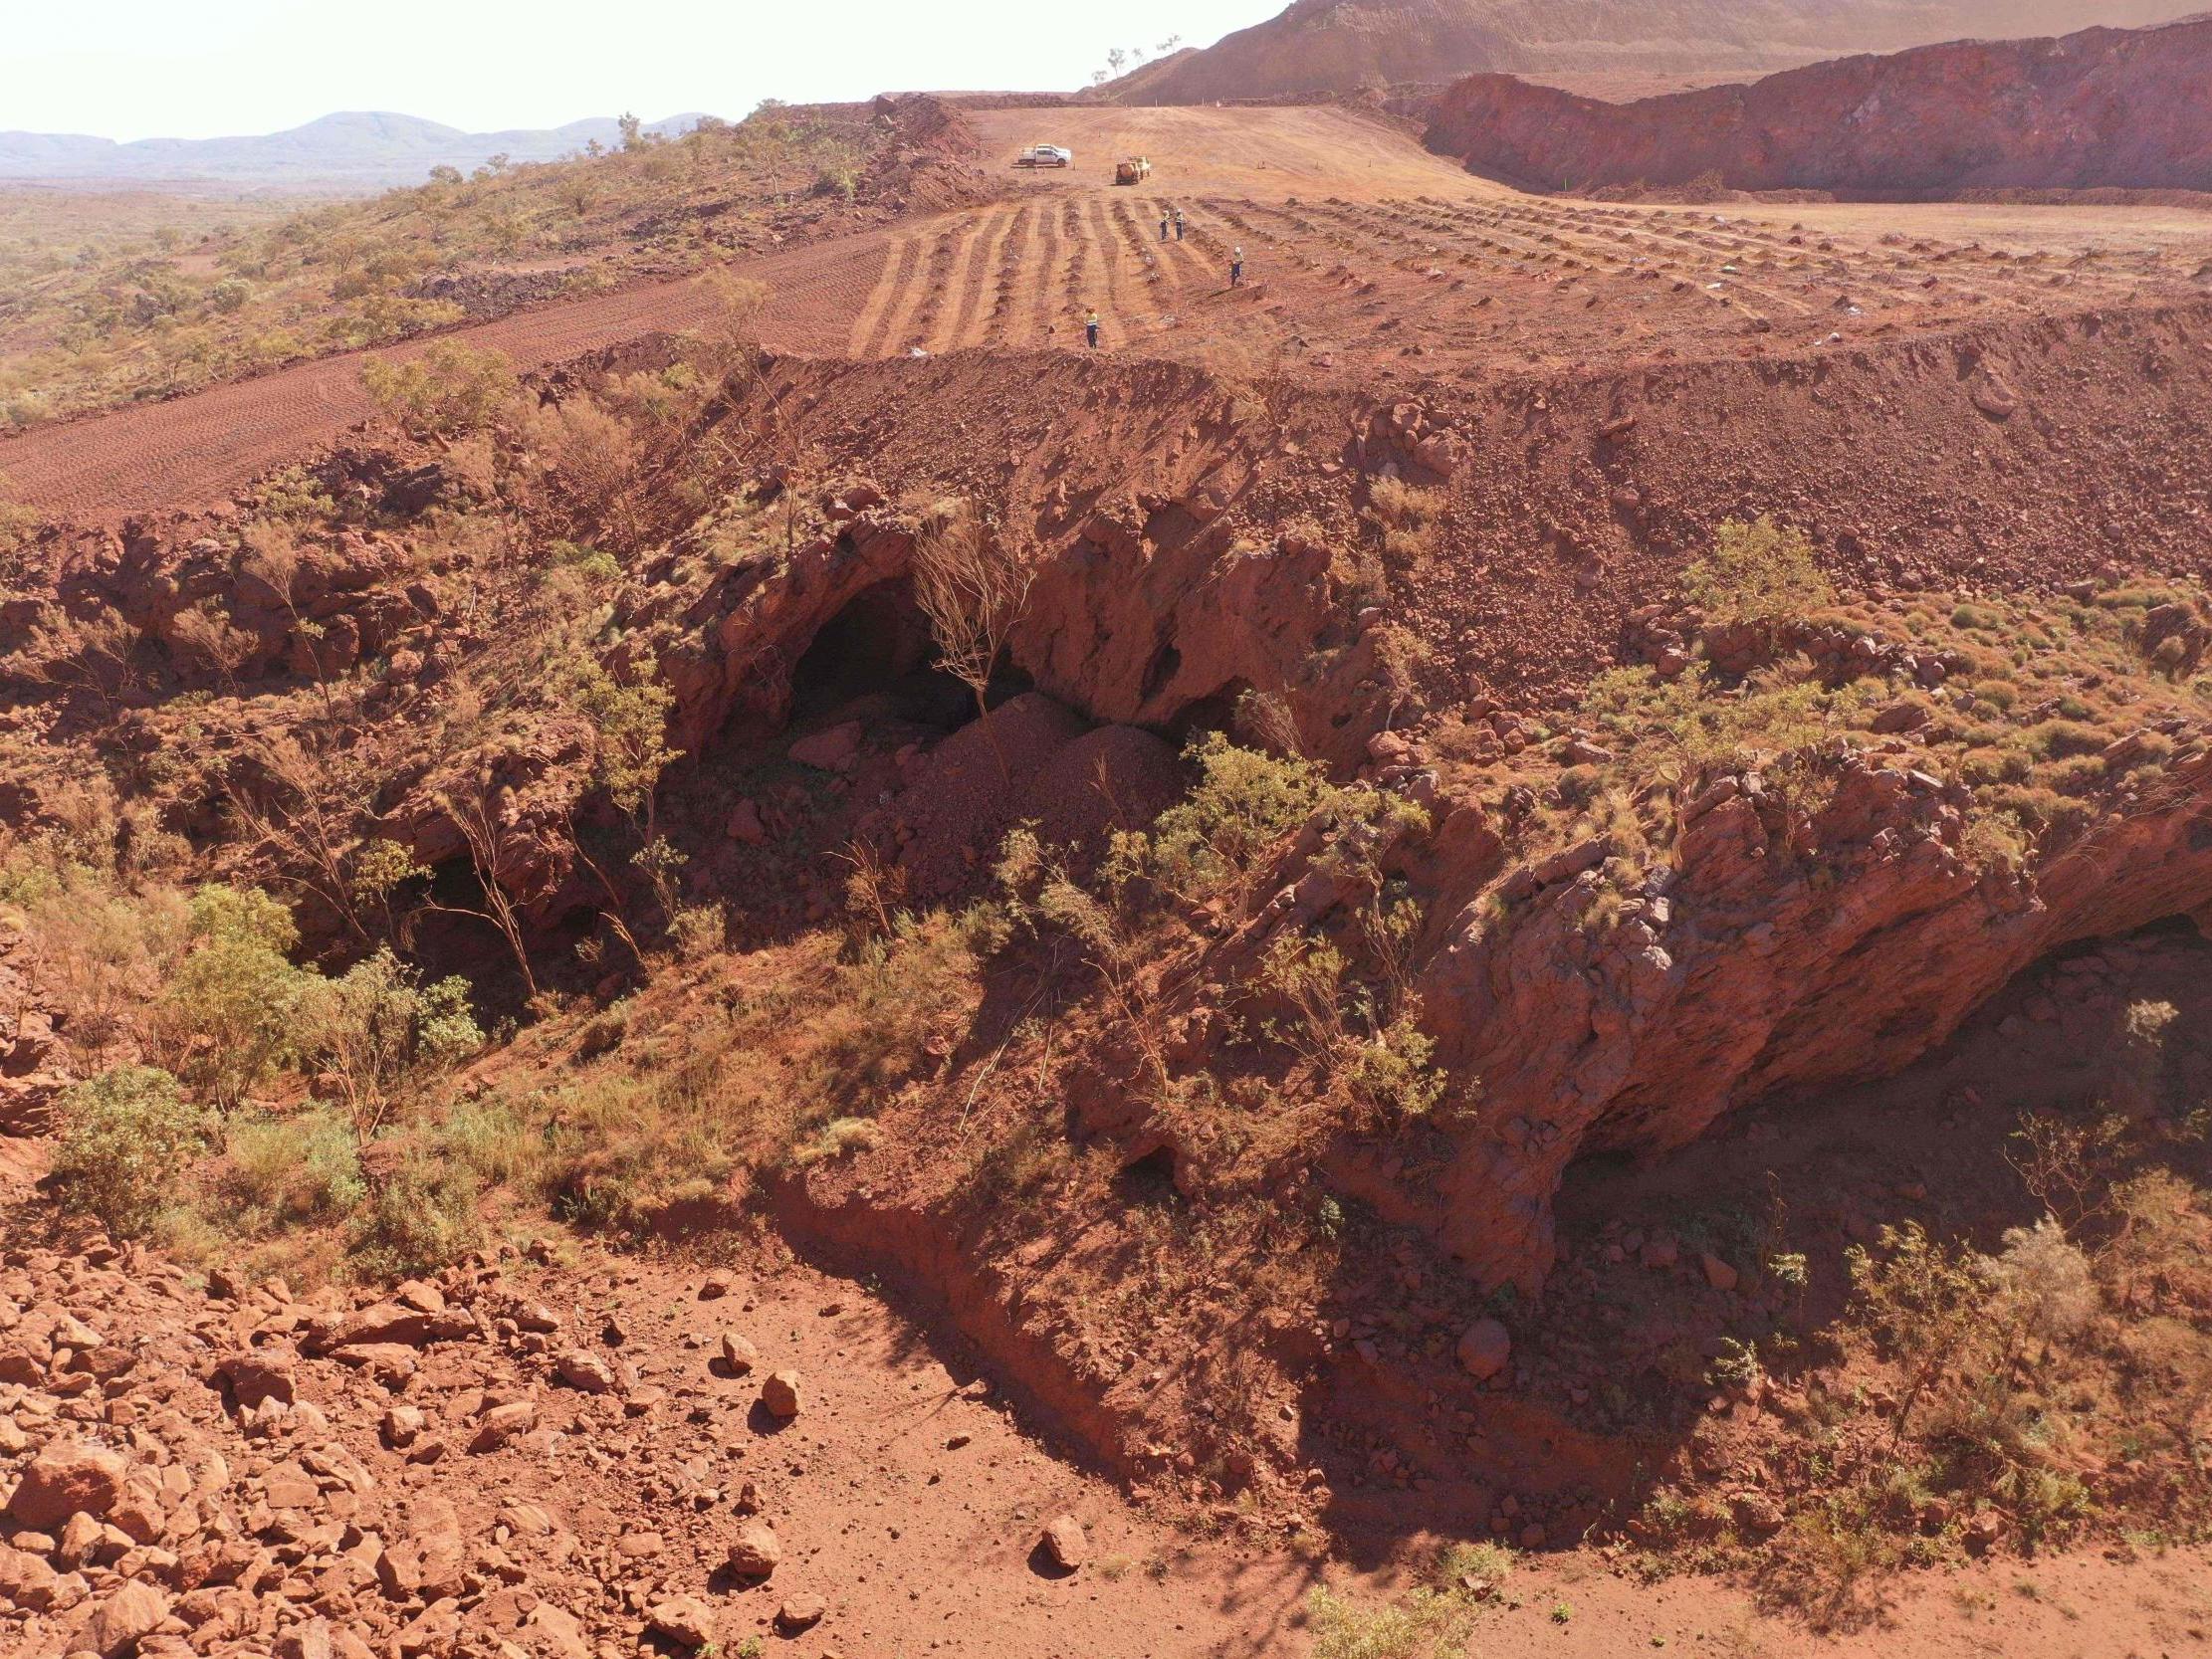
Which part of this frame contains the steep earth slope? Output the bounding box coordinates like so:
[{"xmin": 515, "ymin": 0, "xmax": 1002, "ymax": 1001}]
[
  {"xmin": 1099, "ymin": 0, "xmax": 2208, "ymax": 104},
  {"xmin": 1428, "ymin": 17, "xmax": 2212, "ymax": 195}
]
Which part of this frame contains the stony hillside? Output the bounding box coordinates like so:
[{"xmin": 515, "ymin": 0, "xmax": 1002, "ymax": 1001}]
[
  {"xmin": 6, "ymin": 85, "xmax": 2212, "ymax": 1656},
  {"xmin": 1100, "ymin": 0, "xmax": 2209, "ymax": 104},
  {"xmin": 1427, "ymin": 17, "xmax": 2212, "ymax": 195}
]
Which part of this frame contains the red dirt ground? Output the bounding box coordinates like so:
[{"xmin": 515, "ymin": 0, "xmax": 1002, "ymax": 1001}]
[
  {"xmin": 5, "ymin": 104, "xmax": 2209, "ymax": 522},
  {"xmin": 3, "ymin": 1135, "xmax": 2207, "ymax": 1659}
]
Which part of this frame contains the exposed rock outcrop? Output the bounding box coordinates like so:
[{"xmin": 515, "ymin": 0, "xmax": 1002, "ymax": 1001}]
[
  {"xmin": 1427, "ymin": 19, "xmax": 2212, "ymax": 197},
  {"xmin": 1100, "ymin": 0, "xmax": 2202, "ymax": 106},
  {"xmin": 1423, "ymin": 738, "xmax": 2212, "ymax": 1286}
]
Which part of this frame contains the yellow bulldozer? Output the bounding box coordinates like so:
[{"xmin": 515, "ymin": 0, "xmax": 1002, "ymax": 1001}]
[{"xmin": 1113, "ymin": 156, "xmax": 1153, "ymax": 185}]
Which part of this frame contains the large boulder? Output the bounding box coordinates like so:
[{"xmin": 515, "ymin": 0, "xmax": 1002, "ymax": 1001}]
[
  {"xmin": 726, "ymin": 1521, "xmax": 781, "ymax": 1578},
  {"xmin": 1454, "ymin": 1319, "xmax": 1512, "ymax": 1382},
  {"xmin": 5, "ymin": 1442, "xmax": 129, "ymax": 1530}
]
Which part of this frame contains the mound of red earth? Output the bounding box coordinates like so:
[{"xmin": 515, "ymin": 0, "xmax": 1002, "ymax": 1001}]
[
  {"xmin": 1100, "ymin": 0, "xmax": 2203, "ymax": 105},
  {"xmin": 1428, "ymin": 17, "xmax": 2212, "ymax": 196}
]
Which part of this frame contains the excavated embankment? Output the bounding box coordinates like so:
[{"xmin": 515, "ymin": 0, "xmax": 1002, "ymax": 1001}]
[{"xmin": 1426, "ymin": 18, "xmax": 2212, "ymax": 196}]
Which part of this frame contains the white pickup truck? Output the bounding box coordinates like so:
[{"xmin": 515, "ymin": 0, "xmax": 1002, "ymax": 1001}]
[{"xmin": 1014, "ymin": 143, "xmax": 1073, "ymax": 168}]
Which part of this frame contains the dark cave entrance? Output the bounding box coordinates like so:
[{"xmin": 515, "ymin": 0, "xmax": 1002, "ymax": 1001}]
[
  {"xmin": 788, "ymin": 577, "xmax": 973, "ymax": 729},
  {"xmin": 787, "ymin": 575, "xmax": 1031, "ymax": 731}
]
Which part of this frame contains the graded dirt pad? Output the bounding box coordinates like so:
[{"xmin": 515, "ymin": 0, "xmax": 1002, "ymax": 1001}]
[
  {"xmin": 0, "ymin": 233, "xmax": 888, "ymax": 521},
  {"xmin": 8, "ymin": 103, "xmax": 2211, "ymax": 522}
]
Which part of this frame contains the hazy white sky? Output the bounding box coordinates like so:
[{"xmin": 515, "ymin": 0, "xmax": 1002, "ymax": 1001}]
[{"xmin": 3, "ymin": 0, "xmax": 1281, "ymax": 141}]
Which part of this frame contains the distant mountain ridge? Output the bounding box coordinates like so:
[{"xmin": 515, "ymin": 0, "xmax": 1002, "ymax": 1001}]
[
  {"xmin": 0, "ymin": 110, "xmax": 715, "ymax": 188},
  {"xmin": 1099, "ymin": 0, "xmax": 2212, "ymax": 104}
]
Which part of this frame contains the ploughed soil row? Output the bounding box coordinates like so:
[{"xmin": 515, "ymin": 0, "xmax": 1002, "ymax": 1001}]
[{"xmin": 6, "ymin": 98, "xmax": 2208, "ymax": 524}]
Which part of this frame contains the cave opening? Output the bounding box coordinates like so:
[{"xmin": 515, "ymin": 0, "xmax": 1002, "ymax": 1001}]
[{"xmin": 787, "ymin": 577, "xmax": 974, "ymax": 730}]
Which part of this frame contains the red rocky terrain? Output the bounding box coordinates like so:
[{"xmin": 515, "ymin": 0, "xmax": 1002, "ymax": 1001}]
[
  {"xmin": 0, "ymin": 1160, "xmax": 1339, "ymax": 1659},
  {"xmin": 6, "ymin": 73, "xmax": 2212, "ymax": 1659},
  {"xmin": 1428, "ymin": 17, "xmax": 2212, "ymax": 197}
]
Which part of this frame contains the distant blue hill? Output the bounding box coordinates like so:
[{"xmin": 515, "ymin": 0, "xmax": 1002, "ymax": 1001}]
[{"xmin": 0, "ymin": 110, "xmax": 718, "ymax": 189}]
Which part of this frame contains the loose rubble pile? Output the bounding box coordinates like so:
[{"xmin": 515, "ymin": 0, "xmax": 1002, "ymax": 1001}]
[{"xmin": 0, "ymin": 1237, "xmax": 864, "ymax": 1658}]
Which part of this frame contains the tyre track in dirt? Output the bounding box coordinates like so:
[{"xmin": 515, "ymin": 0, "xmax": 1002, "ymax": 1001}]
[
  {"xmin": 930, "ymin": 205, "xmax": 1015, "ymax": 354},
  {"xmin": 846, "ymin": 229, "xmax": 923, "ymax": 358},
  {"xmin": 11, "ymin": 99, "xmax": 2211, "ymax": 521},
  {"xmin": 982, "ymin": 198, "xmax": 1036, "ymax": 346}
]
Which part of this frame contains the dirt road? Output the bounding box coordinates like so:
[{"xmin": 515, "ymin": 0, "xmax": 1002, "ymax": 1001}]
[{"xmin": 4, "ymin": 104, "xmax": 2208, "ymax": 520}]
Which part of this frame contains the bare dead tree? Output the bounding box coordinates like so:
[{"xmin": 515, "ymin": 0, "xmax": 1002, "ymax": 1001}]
[
  {"xmin": 223, "ymin": 734, "xmax": 379, "ymax": 944},
  {"xmin": 241, "ymin": 521, "xmax": 343, "ymax": 724},
  {"xmin": 697, "ymin": 271, "xmax": 812, "ymax": 557},
  {"xmin": 423, "ymin": 774, "xmax": 543, "ymax": 1001},
  {"xmin": 830, "ymin": 837, "xmax": 909, "ymax": 947},
  {"xmin": 168, "ymin": 604, "xmax": 256, "ymax": 692},
  {"xmin": 3, "ymin": 605, "xmax": 144, "ymax": 713},
  {"xmin": 911, "ymin": 501, "xmax": 1036, "ymax": 780}
]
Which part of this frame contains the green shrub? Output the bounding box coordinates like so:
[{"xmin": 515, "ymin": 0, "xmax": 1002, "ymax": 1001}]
[
  {"xmin": 349, "ymin": 1150, "xmax": 481, "ymax": 1277},
  {"xmin": 437, "ymin": 1094, "xmax": 548, "ymax": 1191},
  {"xmin": 2021, "ymin": 720, "xmax": 2104, "ymax": 761},
  {"xmin": 1306, "ymin": 1574, "xmax": 1480, "ymax": 1659},
  {"xmin": 1681, "ymin": 517, "xmax": 1833, "ymax": 623},
  {"xmin": 1132, "ymin": 731, "xmax": 1331, "ymax": 908},
  {"xmin": 299, "ymin": 946, "xmax": 482, "ymax": 1129},
  {"xmin": 0, "ymin": 472, "xmax": 40, "ymax": 553},
  {"xmin": 1583, "ymin": 663, "xmax": 1828, "ymax": 769},
  {"xmin": 791, "ymin": 1115, "xmax": 883, "ymax": 1165},
  {"xmin": 361, "ymin": 339, "xmax": 517, "ymax": 435},
  {"xmin": 157, "ymin": 884, "xmax": 315, "ymax": 1105},
  {"xmin": 50, "ymin": 1066, "xmax": 211, "ymax": 1237}
]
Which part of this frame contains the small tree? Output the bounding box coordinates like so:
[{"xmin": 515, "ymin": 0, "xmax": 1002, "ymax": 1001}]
[
  {"xmin": 696, "ymin": 271, "xmax": 813, "ymax": 558},
  {"xmin": 1680, "ymin": 516, "xmax": 1833, "ymax": 624},
  {"xmin": 1846, "ymin": 1221, "xmax": 1984, "ymax": 1436},
  {"xmin": 50, "ymin": 1066, "xmax": 211, "ymax": 1238},
  {"xmin": 3, "ymin": 604, "xmax": 144, "ymax": 712},
  {"xmin": 155, "ymin": 884, "xmax": 316, "ymax": 1107},
  {"xmin": 910, "ymin": 501, "xmax": 1035, "ymax": 777},
  {"xmin": 299, "ymin": 946, "xmax": 483, "ymax": 1134}
]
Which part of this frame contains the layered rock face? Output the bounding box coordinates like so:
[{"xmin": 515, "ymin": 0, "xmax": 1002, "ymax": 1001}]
[
  {"xmin": 1423, "ymin": 740, "xmax": 2212, "ymax": 1287},
  {"xmin": 1427, "ymin": 18, "xmax": 2212, "ymax": 196}
]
